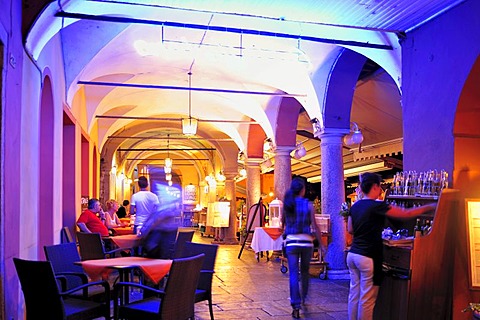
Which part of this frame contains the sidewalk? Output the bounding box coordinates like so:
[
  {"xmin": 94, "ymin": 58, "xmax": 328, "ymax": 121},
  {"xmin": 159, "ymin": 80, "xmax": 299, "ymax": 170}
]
[{"xmin": 194, "ymin": 232, "xmax": 349, "ymax": 319}]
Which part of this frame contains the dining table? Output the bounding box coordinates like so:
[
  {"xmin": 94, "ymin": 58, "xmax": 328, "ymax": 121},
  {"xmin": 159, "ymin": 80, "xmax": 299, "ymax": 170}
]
[
  {"xmin": 109, "ymin": 234, "xmax": 140, "ymax": 249},
  {"xmin": 113, "ymin": 226, "xmax": 134, "ymax": 236},
  {"xmin": 250, "ymin": 227, "xmax": 284, "ymax": 261},
  {"xmin": 76, "ymin": 256, "xmax": 172, "ymax": 304}
]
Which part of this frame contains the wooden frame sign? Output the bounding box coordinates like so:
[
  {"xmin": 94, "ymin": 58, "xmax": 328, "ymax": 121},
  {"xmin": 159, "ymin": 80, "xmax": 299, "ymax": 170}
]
[{"xmin": 466, "ymin": 198, "xmax": 480, "ymax": 288}]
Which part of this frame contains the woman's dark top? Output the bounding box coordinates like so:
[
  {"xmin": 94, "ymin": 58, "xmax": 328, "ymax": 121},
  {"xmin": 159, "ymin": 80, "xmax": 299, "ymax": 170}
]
[{"xmin": 349, "ymin": 199, "xmax": 389, "ymax": 285}]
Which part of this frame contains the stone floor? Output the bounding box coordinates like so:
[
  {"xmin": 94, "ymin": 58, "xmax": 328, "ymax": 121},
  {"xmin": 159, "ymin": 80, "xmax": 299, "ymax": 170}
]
[
  {"xmin": 103, "ymin": 229, "xmax": 349, "ymax": 319},
  {"xmin": 192, "ymin": 231, "xmax": 349, "ymax": 320}
]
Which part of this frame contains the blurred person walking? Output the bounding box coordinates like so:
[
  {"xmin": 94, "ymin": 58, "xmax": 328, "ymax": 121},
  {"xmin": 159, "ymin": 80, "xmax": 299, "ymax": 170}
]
[
  {"xmin": 130, "ymin": 176, "xmax": 159, "ymax": 234},
  {"xmin": 282, "ymin": 177, "xmax": 322, "ymax": 319}
]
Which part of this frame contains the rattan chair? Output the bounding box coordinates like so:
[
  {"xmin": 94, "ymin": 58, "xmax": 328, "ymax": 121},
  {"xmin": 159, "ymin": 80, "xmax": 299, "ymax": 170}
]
[
  {"xmin": 61, "ymin": 226, "xmax": 75, "ymax": 244},
  {"xmin": 113, "ymin": 253, "xmax": 205, "ymax": 320},
  {"xmin": 172, "ymin": 229, "xmax": 195, "ymax": 258},
  {"xmin": 180, "ymin": 242, "xmax": 219, "ymax": 320},
  {"xmin": 44, "ymin": 242, "xmax": 107, "ymax": 300},
  {"xmin": 13, "ymin": 257, "xmax": 110, "ymax": 320},
  {"xmin": 77, "ymin": 232, "xmax": 131, "ymax": 260}
]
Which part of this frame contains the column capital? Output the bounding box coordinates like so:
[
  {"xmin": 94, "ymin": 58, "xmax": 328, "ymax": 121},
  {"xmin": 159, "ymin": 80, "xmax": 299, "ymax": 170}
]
[
  {"xmin": 245, "ymin": 157, "xmax": 264, "ymax": 166},
  {"xmin": 320, "ymin": 127, "xmax": 350, "ymax": 137},
  {"xmin": 319, "ymin": 127, "xmax": 349, "ymax": 145},
  {"xmin": 223, "ymin": 170, "xmax": 238, "ymax": 180},
  {"xmin": 274, "ymin": 145, "xmax": 295, "ymax": 156}
]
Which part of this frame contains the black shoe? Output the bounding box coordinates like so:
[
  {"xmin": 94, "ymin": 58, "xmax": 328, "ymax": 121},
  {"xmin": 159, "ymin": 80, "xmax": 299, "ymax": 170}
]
[{"xmin": 292, "ymin": 308, "xmax": 300, "ymax": 318}]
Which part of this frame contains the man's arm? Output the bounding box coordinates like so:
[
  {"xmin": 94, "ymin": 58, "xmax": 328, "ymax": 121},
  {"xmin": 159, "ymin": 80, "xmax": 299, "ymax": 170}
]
[{"xmin": 77, "ymin": 222, "xmax": 91, "ymax": 233}]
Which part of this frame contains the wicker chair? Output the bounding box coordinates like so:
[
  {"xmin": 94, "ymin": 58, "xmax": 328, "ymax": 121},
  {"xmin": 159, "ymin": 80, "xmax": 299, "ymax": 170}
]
[
  {"xmin": 13, "ymin": 257, "xmax": 110, "ymax": 320},
  {"xmin": 172, "ymin": 229, "xmax": 195, "ymax": 258},
  {"xmin": 44, "ymin": 242, "xmax": 107, "ymax": 300},
  {"xmin": 180, "ymin": 242, "xmax": 219, "ymax": 320},
  {"xmin": 113, "ymin": 253, "xmax": 205, "ymax": 320},
  {"xmin": 77, "ymin": 232, "xmax": 131, "ymax": 260},
  {"xmin": 61, "ymin": 226, "xmax": 75, "ymax": 244}
]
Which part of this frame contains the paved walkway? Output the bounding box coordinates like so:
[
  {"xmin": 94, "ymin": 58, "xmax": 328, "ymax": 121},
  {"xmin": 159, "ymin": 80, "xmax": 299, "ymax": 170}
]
[{"xmin": 193, "ymin": 231, "xmax": 349, "ymax": 320}]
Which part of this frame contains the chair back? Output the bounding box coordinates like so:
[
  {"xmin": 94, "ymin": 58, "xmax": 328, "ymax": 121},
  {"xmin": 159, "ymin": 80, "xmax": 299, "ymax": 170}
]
[
  {"xmin": 161, "ymin": 253, "xmax": 205, "ymax": 319},
  {"xmin": 61, "ymin": 226, "xmax": 74, "ymax": 243},
  {"xmin": 13, "ymin": 258, "xmax": 66, "ymax": 320},
  {"xmin": 183, "ymin": 242, "xmax": 219, "ymax": 291},
  {"xmin": 172, "ymin": 229, "xmax": 195, "ymax": 258},
  {"xmin": 44, "ymin": 242, "xmax": 84, "ymax": 290},
  {"xmin": 77, "ymin": 232, "xmax": 106, "ymax": 260}
]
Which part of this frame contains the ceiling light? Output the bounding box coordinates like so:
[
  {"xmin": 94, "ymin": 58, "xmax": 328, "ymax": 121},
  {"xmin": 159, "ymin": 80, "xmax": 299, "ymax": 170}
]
[
  {"xmin": 182, "ymin": 72, "xmax": 198, "ymax": 135},
  {"xmin": 164, "ymin": 166, "xmax": 172, "ymax": 174},
  {"xmin": 164, "ymin": 134, "xmax": 173, "ymax": 168},
  {"xmin": 168, "ymin": 180, "xmax": 173, "ymax": 186},
  {"xmin": 166, "ymin": 173, "xmax": 172, "ymax": 181}
]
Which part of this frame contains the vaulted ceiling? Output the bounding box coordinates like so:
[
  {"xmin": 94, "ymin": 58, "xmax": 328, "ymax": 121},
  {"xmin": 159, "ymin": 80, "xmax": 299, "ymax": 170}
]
[{"xmin": 26, "ymin": 0, "xmax": 465, "ymax": 184}]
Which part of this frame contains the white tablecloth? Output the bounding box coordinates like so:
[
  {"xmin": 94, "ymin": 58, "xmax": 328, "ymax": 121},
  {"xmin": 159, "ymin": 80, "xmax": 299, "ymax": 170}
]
[{"xmin": 250, "ymin": 227, "xmax": 283, "ymax": 253}]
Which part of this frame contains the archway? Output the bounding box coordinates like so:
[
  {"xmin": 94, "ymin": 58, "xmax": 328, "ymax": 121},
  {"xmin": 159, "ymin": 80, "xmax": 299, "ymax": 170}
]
[
  {"xmin": 62, "ymin": 111, "xmax": 77, "ymax": 239},
  {"xmin": 38, "ymin": 76, "xmax": 54, "ymax": 255},
  {"xmin": 452, "ymin": 55, "xmax": 480, "ymax": 316}
]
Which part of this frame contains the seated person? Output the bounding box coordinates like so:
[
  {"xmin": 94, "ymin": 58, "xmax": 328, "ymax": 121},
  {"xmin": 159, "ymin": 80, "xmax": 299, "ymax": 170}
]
[
  {"xmin": 116, "ymin": 200, "xmax": 129, "ymax": 219},
  {"xmin": 105, "ymin": 199, "xmax": 127, "ymax": 229},
  {"xmin": 77, "ymin": 198, "xmax": 109, "ymax": 237}
]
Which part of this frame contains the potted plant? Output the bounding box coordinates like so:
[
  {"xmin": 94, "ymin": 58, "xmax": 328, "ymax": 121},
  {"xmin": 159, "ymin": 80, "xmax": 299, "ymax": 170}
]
[
  {"xmin": 463, "ymin": 303, "xmax": 480, "ymax": 319},
  {"xmin": 340, "ymin": 202, "xmax": 350, "ymax": 222}
]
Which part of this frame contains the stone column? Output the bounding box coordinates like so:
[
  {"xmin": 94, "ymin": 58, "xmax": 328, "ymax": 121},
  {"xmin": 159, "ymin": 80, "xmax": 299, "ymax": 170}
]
[
  {"xmin": 320, "ymin": 129, "xmax": 349, "ymax": 277},
  {"xmin": 222, "ymin": 171, "xmax": 239, "ymax": 244},
  {"xmin": 245, "ymin": 158, "xmax": 263, "ymax": 212},
  {"xmin": 273, "ymin": 146, "xmax": 295, "ymax": 202}
]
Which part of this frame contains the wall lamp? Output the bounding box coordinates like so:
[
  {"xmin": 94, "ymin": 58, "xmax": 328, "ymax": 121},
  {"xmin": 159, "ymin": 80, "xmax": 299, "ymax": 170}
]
[
  {"xmin": 343, "ymin": 122, "xmax": 364, "ymax": 146},
  {"xmin": 294, "ymin": 142, "xmax": 307, "ymax": 159},
  {"xmin": 264, "ymin": 138, "xmax": 274, "ymax": 152},
  {"xmin": 310, "ymin": 118, "xmax": 322, "ymax": 138}
]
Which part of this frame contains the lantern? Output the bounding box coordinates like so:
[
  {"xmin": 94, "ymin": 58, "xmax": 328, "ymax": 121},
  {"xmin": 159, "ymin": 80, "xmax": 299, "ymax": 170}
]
[{"xmin": 269, "ymin": 198, "xmax": 283, "ymax": 227}]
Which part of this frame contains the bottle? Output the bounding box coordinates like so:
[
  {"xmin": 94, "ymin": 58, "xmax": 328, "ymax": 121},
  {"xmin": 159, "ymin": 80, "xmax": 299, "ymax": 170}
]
[
  {"xmin": 414, "ymin": 218, "xmax": 422, "ymax": 238},
  {"xmin": 422, "ymin": 220, "xmax": 431, "ymax": 236}
]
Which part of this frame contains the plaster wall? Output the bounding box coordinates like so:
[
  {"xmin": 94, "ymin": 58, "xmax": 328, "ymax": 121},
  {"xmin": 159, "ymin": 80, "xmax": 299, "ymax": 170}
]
[
  {"xmin": 1, "ymin": 1, "xmax": 28, "ymax": 319},
  {"xmin": 402, "ymin": 0, "xmax": 480, "ymax": 173}
]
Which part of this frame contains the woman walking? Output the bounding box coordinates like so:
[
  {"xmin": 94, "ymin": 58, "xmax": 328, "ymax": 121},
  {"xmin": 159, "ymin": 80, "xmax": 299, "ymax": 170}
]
[{"xmin": 282, "ymin": 177, "xmax": 322, "ymax": 318}]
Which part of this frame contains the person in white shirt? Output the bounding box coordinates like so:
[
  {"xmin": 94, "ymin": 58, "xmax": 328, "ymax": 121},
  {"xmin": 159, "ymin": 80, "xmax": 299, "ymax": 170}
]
[{"xmin": 130, "ymin": 176, "xmax": 159, "ymax": 234}]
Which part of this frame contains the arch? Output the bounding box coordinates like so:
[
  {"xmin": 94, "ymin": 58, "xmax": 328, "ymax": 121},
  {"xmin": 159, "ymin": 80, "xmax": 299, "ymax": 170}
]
[
  {"xmin": 38, "ymin": 76, "xmax": 54, "ymax": 255},
  {"xmin": 92, "ymin": 145, "xmax": 98, "ymax": 198},
  {"xmin": 452, "ymin": 55, "xmax": 480, "ymax": 313},
  {"xmin": 321, "ymin": 48, "xmax": 368, "ymax": 130},
  {"xmin": 275, "ymin": 97, "xmax": 303, "ymax": 147},
  {"xmin": 81, "ymin": 134, "xmax": 90, "ymax": 197},
  {"xmin": 62, "ymin": 110, "xmax": 77, "ymax": 238}
]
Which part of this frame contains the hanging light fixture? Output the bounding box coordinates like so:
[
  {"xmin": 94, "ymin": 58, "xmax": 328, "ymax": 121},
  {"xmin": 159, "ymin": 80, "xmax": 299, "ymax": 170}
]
[
  {"xmin": 168, "ymin": 180, "xmax": 173, "ymax": 186},
  {"xmin": 343, "ymin": 122, "xmax": 364, "ymax": 146},
  {"xmin": 294, "ymin": 142, "xmax": 307, "ymax": 159},
  {"xmin": 164, "ymin": 134, "xmax": 173, "ymax": 169},
  {"xmin": 182, "ymin": 71, "xmax": 198, "ymax": 135},
  {"xmin": 166, "ymin": 173, "xmax": 172, "ymax": 181}
]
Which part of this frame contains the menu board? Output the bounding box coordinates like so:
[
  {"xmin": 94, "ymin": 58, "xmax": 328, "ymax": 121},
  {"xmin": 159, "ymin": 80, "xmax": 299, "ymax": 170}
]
[
  {"xmin": 466, "ymin": 199, "xmax": 480, "ymax": 288},
  {"xmin": 206, "ymin": 202, "xmax": 230, "ymax": 228}
]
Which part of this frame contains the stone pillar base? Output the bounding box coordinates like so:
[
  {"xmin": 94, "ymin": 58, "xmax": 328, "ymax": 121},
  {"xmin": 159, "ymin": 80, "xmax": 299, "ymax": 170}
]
[{"xmin": 212, "ymin": 238, "xmax": 239, "ymax": 245}]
